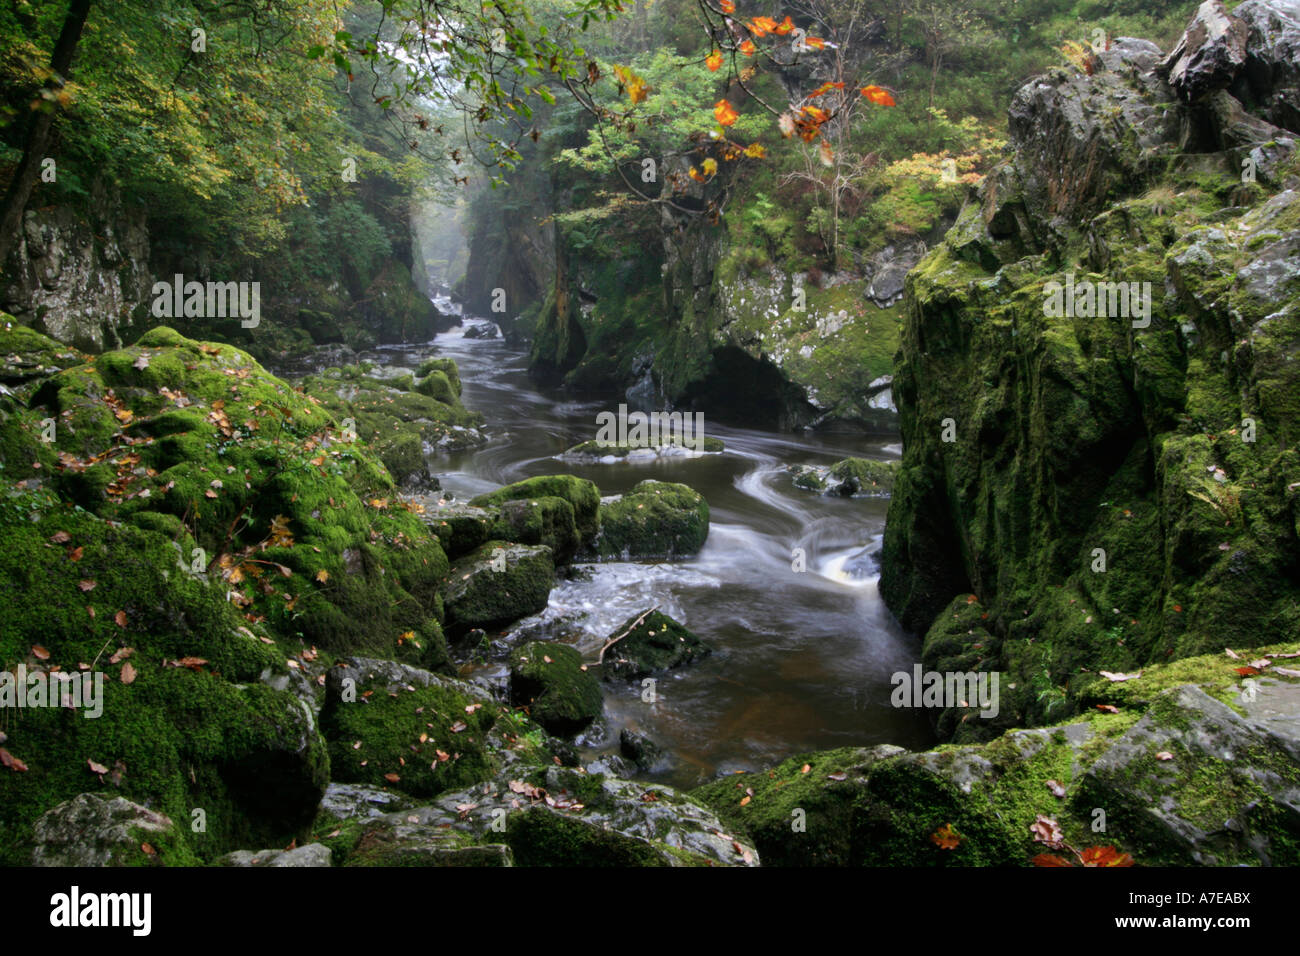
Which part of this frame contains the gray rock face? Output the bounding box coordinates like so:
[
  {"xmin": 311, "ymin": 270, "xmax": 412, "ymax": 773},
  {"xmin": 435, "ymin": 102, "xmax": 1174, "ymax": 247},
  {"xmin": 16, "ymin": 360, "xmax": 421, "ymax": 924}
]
[
  {"xmin": 1160, "ymin": 0, "xmax": 1249, "ymax": 100},
  {"xmin": 1078, "ymin": 685, "xmax": 1300, "ymax": 865},
  {"xmin": 1, "ymin": 177, "xmax": 152, "ymax": 352},
  {"xmin": 30, "ymin": 794, "xmax": 174, "ymax": 867},
  {"xmin": 219, "ymin": 843, "xmax": 333, "ymax": 867},
  {"xmin": 1235, "ymin": 0, "xmax": 1300, "ymax": 131},
  {"xmin": 866, "ymin": 239, "xmax": 927, "ymax": 306},
  {"xmin": 355, "ymin": 766, "xmax": 759, "ymax": 867},
  {"xmin": 317, "ymin": 782, "xmax": 414, "ymax": 822}
]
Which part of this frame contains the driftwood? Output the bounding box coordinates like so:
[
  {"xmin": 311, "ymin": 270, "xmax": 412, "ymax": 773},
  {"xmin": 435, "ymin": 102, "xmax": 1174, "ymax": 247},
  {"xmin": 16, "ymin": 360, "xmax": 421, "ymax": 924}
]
[{"xmin": 597, "ymin": 607, "xmax": 658, "ymax": 664}]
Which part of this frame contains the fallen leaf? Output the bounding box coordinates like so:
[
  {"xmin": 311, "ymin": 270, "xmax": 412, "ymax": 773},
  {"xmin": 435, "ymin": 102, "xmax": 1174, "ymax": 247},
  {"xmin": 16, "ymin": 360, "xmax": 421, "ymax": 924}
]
[
  {"xmin": 315, "ymin": 569, "xmax": 330, "ymax": 583},
  {"xmin": 0, "ymin": 748, "xmax": 29, "ymax": 772},
  {"xmin": 1030, "ymin": 814, "xmax": 1064, "ymax": 849},
  {"xmin": 450, "ymin": 720, "xmax": 468, "ymax": 733},
  {"xmin": 1031, "ymin": 853, "xmax": 1073, "ymax": 867},
  {"xmin": 800, "ymin": 764, "xmax": 811, "ymax": 774},
  {"xmin": 140, "ymin": 843, "xmax": 156, "ymax": 856},
  {"xmin": 739, "ymin": 795, "xmax": 751, "ymax": 806},
  {"xmin": 49, "ymin": 531, "xmax": 70, "ymax": 543},
  {"xmin": 826, "ymin": 771, "xmax": 848, "ymax": 781},
  {"xmin": 120, "ymin": 662, "xmax": 136, "ymax": 685},
  {"xmin": 68, "ymin": 546, "xmax": 83, "ymax": 562},
  {"xmin": 78, "ymin": 579, "xmax": 96, "ymax": 592},
  {"xmin": 1155, "ymin": 751, "xmax": 1174, "ymax": 761},
  {"xmin": 1079, "ymin": 845, "xmax": 1134, "ymax": 867},
  {"xmin": 1235, "ymin": 666, "xmax": 1261, "ymax": 676},
  {"xmin": 1099, "ymin": 670, "xmax": 1142, "ymax": 682},
  {"xmin": 383, "ymin": 772, "xmax": 400, "ymax": 783},
  {"xmin": 114, "ymin": 610, "xmax": 128, "ymax": 628},
  {"xmin": 930, "ymin": 822, "xmax": 963, "ymax": 850},
  {"xmin": 1095, "ymin": 704, "xmax": 1120, "ymax": 714},
  {"xmin": 1224, "ymin": 648, "xmax": 1241, "ymax": 659},
  {"xmin": 88, "ymin": 759, "xmax": 109, "ymax": 775},
  {"xmin": 31, "ymin": 645, "xmax": 50, "ymax": 660},
  {"xmin": 1045, "ymin": 779, "xmax": 1067, "ymax": 798}
]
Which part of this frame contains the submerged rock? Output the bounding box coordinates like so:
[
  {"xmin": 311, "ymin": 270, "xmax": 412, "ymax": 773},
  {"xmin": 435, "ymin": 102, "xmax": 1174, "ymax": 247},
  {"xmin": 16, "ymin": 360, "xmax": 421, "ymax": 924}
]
[
  {"xmin": 560, "ymin": 436, "xmax": 725, "ymax": 464},
  {"xmin": 789, "ymin": 458, "xmax": 900, "ymax": 497}
]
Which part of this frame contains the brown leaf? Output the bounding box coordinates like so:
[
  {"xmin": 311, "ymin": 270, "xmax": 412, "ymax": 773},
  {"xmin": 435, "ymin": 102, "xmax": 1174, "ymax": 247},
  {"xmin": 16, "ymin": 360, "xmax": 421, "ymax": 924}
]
[
  {"xmin": 1224, "ymin": 648, "xmax": 1241, "ymax": 660},
  {"xmin": 800, "ymin": 763, "xmax": 811, "ymax": 774},
  {"xmin": 140, "ymin": 842, "xmax": 156, "ymax": 856},
  {"xmin": 68, "ymin": 546, "xmax": 83, "ymax": 562},
  {"xmin": 383, "ymin": 772, "xmax": 400, "ymax": 783},
  {"xmin": 1030, "ymin": 814, "xmax": 1064, "ymax": 849},
  {"xmin": 49, "ymin": 530, "xmax": 70, "ymax": 543},
  {"xmin": 109, "ymin": 647, "xmax": 134, "ymax": 664},
  {"xmin": 120, "ymin": 662, "xmax": 136, "ymax": 685},
  {"xmin": 1155, "ymin": 751, "xmax": 1174, "ymax": 761},
  {"xmin": 450, "ymin": 720, "xmax": 467, "ymax": 733},
  {"xmin": 1099, "ymin": 670, "xmax": 1142, "ymax": 682},
  {"xmin": 169, "ymin": 657, "xmax": 208, "ymax": 671},
  {"xmin": 0, "ymin": 748, "xmax": 29, "ymax": 772},
  {"xmin": 114, "ymin": 610, "xmax": 128, "ymax": 628},
  {"xmin": 88, "ymin": 759, "xmax": 109, "ymax": 775},
  {"xmin": 1031, "ymin": 853, "xmax": 1074, "ymax": 867},
  {"xmin": 1095, "ymin": 704, "xmax": 1120, "ymax": 714},
  {"xmin": 1235, "ymin": 666, "xmax": 1260, "ymax": 676},
  {"xmin": 826, "ymin": 771, "xmax": 848, "ymax": 781},
  {"xmin": 1045, "ymin": 779, "xmax": 1067, "ymax": 798},
  {"xmin": 31, "ymin": 645, "xmax": 50, "ymax": 660},
  {"xmin": 78, "ymin": 579, "xmax": 96, "ymax": 592},
  {"xmin": 739, "ymin": 795, "xmax": 751, "ymax": 806}
]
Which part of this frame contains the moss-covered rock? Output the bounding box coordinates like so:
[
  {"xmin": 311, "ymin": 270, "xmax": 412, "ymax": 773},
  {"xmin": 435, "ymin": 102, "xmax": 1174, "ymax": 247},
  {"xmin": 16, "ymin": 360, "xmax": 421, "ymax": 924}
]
[
  {"xmin": 789, "ymin": 458, "xmax": 900, "ymax": 497},
  {"xmin": 587, "ymin": 480, "xmax": 709, "ymax": 561},
  {"xmin": 0, "ymin": 490, "xmax": 328, "ymax": 864},
  {"xmin": 509, "ymin": 641, "xmax": 602, "ymax": 736},
  {"xmin": 490, "ymin": 496, "xmax": 580, "ymax": 563},
  {"xmin": 600, "ymin": 610, "xmax": 713, "ymax": 681},
  {"xmin": 561, "ymin": 435, "xmax": 725, "ymax": 463},
  {"xmin": 320, "ymin": 658, "xmax": 497, "ymax": 799},
  {"xmin": 471, "ymin": 475, "xmax": 600, "ymax": 542},
  {"xmin": 421, "ymin": 501, "xmax": 498, "ymax": 559},
  {"xmin": 882, "ymin": 33, "xmax": 1300, "ymax": 732},
  {"xmin": 440, "ymin": 541, "xmax": 554, "ymax": 633},
  {"xmin": 29, "ymin": 794, "xmax": 189, "ymax": 867}
]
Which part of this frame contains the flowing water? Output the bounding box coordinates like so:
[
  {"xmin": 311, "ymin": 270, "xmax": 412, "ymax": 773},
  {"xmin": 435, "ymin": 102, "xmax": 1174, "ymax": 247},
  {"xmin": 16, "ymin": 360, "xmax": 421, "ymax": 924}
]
[{"xmin": 346, "ymin": 315, "xmax": 936, "ymax": 791}]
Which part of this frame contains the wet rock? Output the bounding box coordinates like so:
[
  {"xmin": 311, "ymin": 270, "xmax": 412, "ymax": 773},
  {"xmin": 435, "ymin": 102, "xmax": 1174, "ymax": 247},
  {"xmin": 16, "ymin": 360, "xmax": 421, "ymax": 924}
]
[
  {"xmin": 220, "ymin": 844, "xmax": 333, "ymax": 867},
  {"xmin": 346, "ymin": 814, "xmax": 514, "ymax": 866},
  {"xmin": 788, "ymin": 458, "xmax": 899, "ymax": 497},
  {"xmin": 422, "ymin": 501, "xmax": 498, "ymax": 559},
  {"xmin": 441, "ymin": 541, "xmax": 555, "ymax": 632},
  {"xmin": 30, "ymin": 794, "xmax": 176, "ymax": 867},
  {"xmin": 1160, "ymin": 0, "xmax": 1249, "ymax": 101},
  {"xmin": 560, "ymin": 435, "xmax": 725, "ymax": 464},
  {"xmin": 620, "ymin": 728, "xmax": 664, "ymax": 771},
  {"xmin": 600, "ymin": 609, "xmax": 713, "ymax": 682},
  {"xmin": 471, "ymin": 475, "xmax": 601, "ymax": 541},
  {"xmin": 586, "ymin": 480, "xmax": 710, "ymax": 561},
  {"xmin": 865, "ymin": 238, "xmax": 928, "ymax": 306},
  {"xmin": 491, "ymin": 496, "xmax": 580, "ymax": 563},
  {"xmin": 510, "ymin": 641, "xmax": 603, "ymax": 737}
]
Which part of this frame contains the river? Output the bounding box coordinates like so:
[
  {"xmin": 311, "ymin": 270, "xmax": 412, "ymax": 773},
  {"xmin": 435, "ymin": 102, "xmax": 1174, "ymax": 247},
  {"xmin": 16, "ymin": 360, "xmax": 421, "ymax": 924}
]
[{"xmin": 352, "ymin": 318, "xmax": 936, "ymax": 790}]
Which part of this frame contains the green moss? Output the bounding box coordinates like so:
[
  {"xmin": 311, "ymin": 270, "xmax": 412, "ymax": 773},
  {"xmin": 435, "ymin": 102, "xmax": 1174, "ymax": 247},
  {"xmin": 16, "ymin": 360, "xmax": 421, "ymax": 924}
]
[
  {"xmin": 489, "ymin": 496, "xmax": 580, "ymax": 563},
  {"xmin": 591, "ymin": 480, "xmax": 709, "ymax": 560},
  {"xmin": 510, "ymin": 641, "xmax": 602, "ymax": 736},
  {"xmin": 471, "ymin": 475, "xmax": 601, "ymax": 541},
  {"xmin": 440, "ymin": 541, "xmax": 555, "ymax": 632},
  {"xmin": 600, "ymin": 609, "xmax": 711, "ymax": 681}
]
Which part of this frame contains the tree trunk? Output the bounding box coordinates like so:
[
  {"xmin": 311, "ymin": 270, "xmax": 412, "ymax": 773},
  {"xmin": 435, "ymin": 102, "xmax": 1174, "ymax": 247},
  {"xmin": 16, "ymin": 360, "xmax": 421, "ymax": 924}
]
[{"xmin": 0, "ymin": 0, "xmax": 93, "ymax": 266}]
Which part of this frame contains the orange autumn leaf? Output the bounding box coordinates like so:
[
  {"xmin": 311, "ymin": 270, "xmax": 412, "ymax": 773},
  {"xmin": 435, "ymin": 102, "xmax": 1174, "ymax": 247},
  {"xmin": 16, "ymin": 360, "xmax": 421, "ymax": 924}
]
[
  {"xmin": 1079, "ymin": 845, "xmax": 1135, "ymax": 867},
  {"xmin": 861, "ymin": 84, "xmax": 896, "ymax": 106},
  {"xmin": 743, "ymin": 142, "xmax": 766, "ymax": 158},
  {"xmin": 804, "ymin": 35, "xmax": 825, "ymax": 49},
  {"xmin": 719, "ymin": 0, "xmax": 734, "ymax": 11},
  {"xmin": 749, "ymin": 15, "xmax": 778, "ymax": 36},
  {"xmin": 739, "ymin": 39, "xmax": 755, "ymax": 56},
  {"xmin": 930, "ymin": 822, "xmax": 963, "ymax": 850},
  {"xmin": 774, "ymin": 15, "xmax": 794, "ymax": 34},
  {"xmin": 714, "ymin": 98, "xmax": 739, "ymax": 126},
  {"xmin": 706, "ymin": 49, "xmax": 723, "ymax": 71},
  {"xmin": 1031, "ymin": 853, "xmax": 1074, "ymax": 867}
]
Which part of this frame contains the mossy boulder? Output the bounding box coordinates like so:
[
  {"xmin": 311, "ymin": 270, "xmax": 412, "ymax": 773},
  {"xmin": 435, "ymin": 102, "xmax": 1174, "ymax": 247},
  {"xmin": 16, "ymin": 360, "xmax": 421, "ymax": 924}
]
[
  {"xmin": 415, "ymin": 357, "xmax": 462, "ymax": 396},
  {"xmin": 510, "ymin": 641, "xmax": 603, "ymax": 736},
  {"xmin": 471, "ymin": 475, "xmax": 600, "ymax": 541},
  {"xmin": 490, "ymin": 496, "xmax": 580, "ymax": 563},
  {"xmin": 600, "ymin": 610, "xmax": 713, "ymax": 681},
  {"xmin": 440, "ymin": 541, "xmax": 555, "ymax": 633},
  {"xmin": 28, "ymin": 794, "xmax": 187, "ymax": 867},
  {"xmin": 587, "ymin": 480, "xmax": 710, "ymax": 561},
  {"xmin": 413, "ymin": 369, "xmax": 457, "ymax": 405},
  {"xmin": 2, "ymin": 327, "xmax": 455, "ymax": 664},
  {"xmin": 321, "ymin": 658, "xmax": 498, "ymax": 799},
  {"xmin": 0, "ymin": 492, "xmax": 328, "ymax": 865},
  {"xmin": 422, "ymin": 501, "xmax": 498, "ymax": 559},
  {"xmin": 789, "ymin": 459, "xmax": 900, "ymax": 497},
  {"xmin": 561, "ymin": 435, "xmax": 725, "ymax": 463}
]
